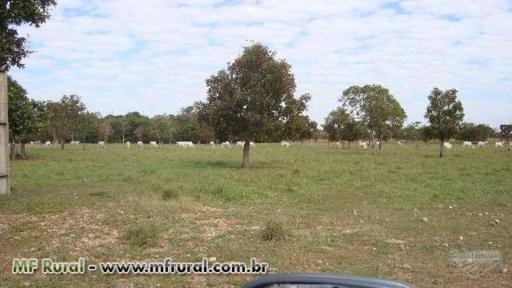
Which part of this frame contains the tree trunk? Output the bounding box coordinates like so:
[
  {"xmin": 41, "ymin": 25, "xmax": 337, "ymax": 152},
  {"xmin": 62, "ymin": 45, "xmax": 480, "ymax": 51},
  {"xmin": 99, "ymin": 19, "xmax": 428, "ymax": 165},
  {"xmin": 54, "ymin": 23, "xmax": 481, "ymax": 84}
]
[
  {"xmin": 439, "ymin": 140, "xmax": 444, "ymax": 158},
  {"xmin": 122, "ymin": 134, "xmax": 125, "ymax": 144},
  {"xmin": 10, "ymin": 142, "xmax": 16, "ymax": 160},
  {"xmin": 378, "ymin": 137, "xmax": 382, "ymax": 150},
  {"xmin": 53, "ymin": 132, "xmax": 58, "ymax": 144},
  {"xmin": 20, "ymin": 143, "xmax": 26, "ymax": 159},
  {"xmin": 61, "ymin": 140, "xmax": 65, "ymax": 150},
  {"xmin": 242, "ymin": 140, "xmax": 250, "ymax": 169}
]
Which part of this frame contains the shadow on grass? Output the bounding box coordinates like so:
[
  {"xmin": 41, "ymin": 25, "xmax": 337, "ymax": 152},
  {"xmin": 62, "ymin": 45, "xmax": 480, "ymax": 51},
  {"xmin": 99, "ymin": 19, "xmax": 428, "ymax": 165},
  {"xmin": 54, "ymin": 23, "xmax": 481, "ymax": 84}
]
[
  {"xmin": 180, "ymin": 160, "xmax": 286, "ymax": 170},
  {"xmin": 181, "ymin": 160, "xmax": 240, "ymax": 169}
]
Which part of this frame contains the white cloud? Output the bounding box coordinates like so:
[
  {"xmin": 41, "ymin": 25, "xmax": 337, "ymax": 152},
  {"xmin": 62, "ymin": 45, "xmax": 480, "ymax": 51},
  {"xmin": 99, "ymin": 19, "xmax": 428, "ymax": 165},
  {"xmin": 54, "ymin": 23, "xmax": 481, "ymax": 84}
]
[{"xmin": 8, "ymin": 0, "xmax": 512, "ymax": 128}]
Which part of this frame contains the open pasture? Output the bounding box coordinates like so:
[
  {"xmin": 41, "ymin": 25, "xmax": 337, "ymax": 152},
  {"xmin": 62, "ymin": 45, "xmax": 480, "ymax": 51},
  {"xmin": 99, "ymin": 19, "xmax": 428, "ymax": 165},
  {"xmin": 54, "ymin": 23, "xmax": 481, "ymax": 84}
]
[{"xmin": 1, "ymin": 142, "xmax": 511, "ymax": 287}]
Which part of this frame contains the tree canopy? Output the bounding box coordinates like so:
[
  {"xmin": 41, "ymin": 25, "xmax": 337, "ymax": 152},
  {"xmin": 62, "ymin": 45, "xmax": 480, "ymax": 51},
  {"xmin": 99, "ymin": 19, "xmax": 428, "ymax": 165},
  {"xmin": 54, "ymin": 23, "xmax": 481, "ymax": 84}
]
[
  {"xmin": 0, "ymin": 0, "xmax": 57, "ymax": 70},
  {"xmin": 7, "ymin": 76, "xmax": 47, "ymax": 158},
  {"xmin": 340, "ymin": 84, "xmax": 406, "ymax": 150},
  {"xmin": 47, "ymin": 95, "xmax": 87, "ymax": 150},
  {"xmin": 322, "ymin": 107, "xmax": 364, "ymax": 145},
  {"xmin": 456, "ymin": 123, "xmax": 494, "ymax": 142},
  {"xmin": 196, "ymin": 43, "xmax": 311, "ymax": 168},
  {"xmin": 424, "ymin": 87, "xmax": 464, "ymax": 157}
]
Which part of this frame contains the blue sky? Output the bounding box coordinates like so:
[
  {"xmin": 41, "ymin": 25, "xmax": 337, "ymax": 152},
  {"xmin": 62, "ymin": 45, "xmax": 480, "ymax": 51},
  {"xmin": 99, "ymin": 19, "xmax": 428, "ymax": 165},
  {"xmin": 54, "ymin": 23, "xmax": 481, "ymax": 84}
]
[{"xmin": 10, "ymin": 0, "xmax": 512, "ymax": 128}]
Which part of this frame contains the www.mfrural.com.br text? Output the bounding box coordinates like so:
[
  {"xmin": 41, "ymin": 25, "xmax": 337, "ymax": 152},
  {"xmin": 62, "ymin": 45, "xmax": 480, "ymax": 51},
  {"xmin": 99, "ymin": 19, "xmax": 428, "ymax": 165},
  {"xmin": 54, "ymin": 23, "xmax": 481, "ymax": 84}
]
[{"xmin": 12, "ymin": 257, "xmax": 269, "ymax": 275}]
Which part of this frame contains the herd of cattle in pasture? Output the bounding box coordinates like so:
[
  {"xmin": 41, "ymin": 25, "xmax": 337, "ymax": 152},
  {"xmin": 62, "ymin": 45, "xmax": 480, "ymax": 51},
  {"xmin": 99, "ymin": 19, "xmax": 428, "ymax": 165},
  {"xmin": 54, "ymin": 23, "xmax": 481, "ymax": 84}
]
[{"xmin": 28, "ymin": 139, "xmax": 512, "ymax": 151}]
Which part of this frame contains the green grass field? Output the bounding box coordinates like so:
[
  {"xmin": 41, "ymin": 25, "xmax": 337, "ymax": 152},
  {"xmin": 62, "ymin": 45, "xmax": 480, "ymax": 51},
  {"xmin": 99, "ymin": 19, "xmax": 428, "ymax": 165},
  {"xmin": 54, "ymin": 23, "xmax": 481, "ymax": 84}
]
[{"xmin": 1, "ymin": 142, "xmax": 511, "ymax": 287}]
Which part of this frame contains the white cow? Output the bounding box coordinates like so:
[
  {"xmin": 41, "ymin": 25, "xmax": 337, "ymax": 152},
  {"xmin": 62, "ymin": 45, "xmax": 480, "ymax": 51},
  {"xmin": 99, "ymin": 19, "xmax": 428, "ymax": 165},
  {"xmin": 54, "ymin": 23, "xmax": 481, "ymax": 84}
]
[
  {"xmin": 375, "ymin": 141, "xmax": 380, "ymax": 146},
  {"xmin": 126, "ymin": 141, "xmax": 131, "ymax": 148},
  {"xmin": 250, "ymin": 141, "xmax": 255, "ymax": 147},
  {"xmin": 70, "ymin": 140, "xmax": 80, "ymax": 145},
  {"xmin": 358, "ymin": 140, "xmax": 369, "ymax": 149},
  {"xmin": 463, "ymin": 141, "xmax": 474, "ymax": 148},
  {"xmin": 221, "ymin": 141, "xmax": 231, "ymax": 148},
  {"xmin": 443, "ymin": 142, "xmax": 453, "ymax": 149},
  {"xmin": 177, "ymin": 141, "xmax": 194, "ymax": 148},
  {"xmin": 137, "ymin": 141, "xmax": 144, "ymax": 149},
  {"xmin": 397, "ymin": 140, "xmax": 403, "ymax": 147},
  {"xmin": 236, "ymin": 141, "xmax": 244, "ymax": 147},
  {"xmin": 495, "ymin": 141, "xmax": 504, "ymax": 148},
  {"xmin": 150, "ymin": 141, "xmax": 159, "ymax": 148},
  {"xmin": 45, "ymin": 141, "xmax": 51, "ymax": 146},
  {"xmin": 281, "ymin": 141, "xmax": 290, "ymax": 147},
  {"xmin": 209, "ymin": 141, "xmax": 215, "ymax": 147},
  {"xmin": 477, "ymin": 141, "xmax": 487, "ymax": 148},
  {"xmin": 98, "ymin": 141, "xmax": 106, "ymax": 149}
]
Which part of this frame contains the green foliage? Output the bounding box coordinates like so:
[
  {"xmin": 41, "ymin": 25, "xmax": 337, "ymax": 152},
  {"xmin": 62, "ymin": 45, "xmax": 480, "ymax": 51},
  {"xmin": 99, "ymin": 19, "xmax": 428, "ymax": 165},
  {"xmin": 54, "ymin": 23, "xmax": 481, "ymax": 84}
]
[
  {"xmin": 456, "ymin": 123, "xmax": 494, "ymax": 141},
  {"xmin": 323, "ymin": 107, "xmax": 364, "ymax": 143},
  {"xmin": 340, "ymin": 85, "xmax": 406, "ymax": 149},
  {"xmin": 7, "ymin": 76, "xmax": 48, "ymax": 143},
  {"xmin": 499, "ymin": 124, "xmax": 512, "ymax": 141},
  {"xmin": 0, "ymin": 0, "xmax": 57, "ymax": 70},
  {"xmin": 424, "ymin": 87, "xmax": 464, "ymax": 157},
  {"xmin": 197, "ymin": 43, "xmax": 311, "ymax": 167},
  {"xmin": 47, "ymin": 95, "xmax": 87, "ymax": 149},
  {"xmin": 398, "ymin": 121, "xmax": 422, "ymax": 141}
]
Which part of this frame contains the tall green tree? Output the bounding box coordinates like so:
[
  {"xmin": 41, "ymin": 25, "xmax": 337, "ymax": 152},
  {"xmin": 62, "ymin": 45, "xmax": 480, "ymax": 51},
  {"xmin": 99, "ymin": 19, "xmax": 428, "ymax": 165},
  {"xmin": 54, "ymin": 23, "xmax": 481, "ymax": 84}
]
[
  {"xmin": 47, "ymin": 95, "xmax": 87, "ymax": 150},
  {"xmin": 456, "ymin": 123, "xmax": 494, "ymax": 142},
  {"xmin": 424, "ymin": 87, "xmax": 464, "ymax": 158},
  {"xmin": 282, "ymin": 95, "xmax": 318, "ymax": 143},
  {"xmin": 340, "ymin": 85, "xmax": 406, "ymax": 150},
  {"xmin": 97, "ymin": 120, "xmax": 113, "ymax": 142},
  {"xmin": 197, "ymin": 43, "xmax": 310, "ymax": 168},
  {"xmin": 7, "ymin": 76, "xmax": 47, "ymax": 159},
  {"xmin": 149, "ymin": 114, "xmax": 175, "ymax": 144},
  {"xmin": 1, "ymin": 0, "xmax": 57, "ymax": 70},
  {"xmin": 323, "ymin": 107, "xmax": 364, "ymax": 147},
  {"xmin": 109, "ymin": 116, "xmax": 130, "ymax": 143}
]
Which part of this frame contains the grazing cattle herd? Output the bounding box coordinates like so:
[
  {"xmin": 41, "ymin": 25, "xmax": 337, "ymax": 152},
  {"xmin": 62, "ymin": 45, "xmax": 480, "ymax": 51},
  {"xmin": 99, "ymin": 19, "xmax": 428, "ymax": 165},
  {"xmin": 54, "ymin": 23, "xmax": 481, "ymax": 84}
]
[{"xmin": 23, "ymin": 139, "xmax": 512, "ymax": 152}]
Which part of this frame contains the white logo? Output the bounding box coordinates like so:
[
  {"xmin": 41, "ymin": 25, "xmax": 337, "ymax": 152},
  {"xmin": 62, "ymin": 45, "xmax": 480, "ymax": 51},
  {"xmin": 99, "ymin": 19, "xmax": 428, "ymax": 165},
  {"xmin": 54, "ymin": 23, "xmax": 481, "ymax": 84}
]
[{"xmin": 449, "ymin": 250, "xmax": 502, "ymax": 278}]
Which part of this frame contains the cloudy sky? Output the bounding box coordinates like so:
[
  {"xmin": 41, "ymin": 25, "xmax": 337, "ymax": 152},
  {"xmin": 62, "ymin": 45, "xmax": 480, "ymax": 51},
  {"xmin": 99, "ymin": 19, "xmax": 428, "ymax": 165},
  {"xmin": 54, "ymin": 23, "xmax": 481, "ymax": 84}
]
[{"xmin": 9, "ymin": 0, "xmax": 512, "ymax": 127}]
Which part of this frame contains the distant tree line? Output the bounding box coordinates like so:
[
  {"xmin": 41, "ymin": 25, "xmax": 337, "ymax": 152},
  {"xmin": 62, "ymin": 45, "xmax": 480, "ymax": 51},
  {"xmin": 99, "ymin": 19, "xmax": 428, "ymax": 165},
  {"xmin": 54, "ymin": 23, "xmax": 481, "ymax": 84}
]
[{"xmin": 7, "ymin": 43, "xmax": 510, "ymax": 162}]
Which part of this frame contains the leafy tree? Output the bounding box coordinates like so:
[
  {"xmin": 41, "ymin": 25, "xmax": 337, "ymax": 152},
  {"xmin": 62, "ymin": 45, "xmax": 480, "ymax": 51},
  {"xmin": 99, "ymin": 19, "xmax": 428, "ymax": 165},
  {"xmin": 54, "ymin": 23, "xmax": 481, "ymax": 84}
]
[
  {"xmin": 109, "ymin": 116, "xmax": 130, "ymax": 143},
  {"xmin": 499, "ymin": 124, "xmax": 512, "ymax": 142},
  {"xmin": 196, "ymin": 43, "xmax": 310, "ymax": 168},
  {"xmin": 323, "ymin": 107, "xmax": 351, "ymax": 143},
  {"xmin": 398, "ymin": 121, "xmax": 422, "ymax": 147},
  {"xmin": 174, "ymin": 106, "xmax": 198, "ymax": 142},
  {"xmin": 47, "ymin": 95, "xmax": 87, "ymax": 150},
  {"xmin": 76, "ymin": 112, "xmax": 100, "ymax": 143},
  {"xmin": 133, "ymin": 126, "xmax": 148, "ymax": 142},
  {"xmin": 340, "ymin": 85, "xmax": 406, "ymax": 150},
  {"xmin": 1, "ymin": 0, "xmax": 57, "ymax": 70},
  {"xmin": 297, "ymin": 117, "xmax": 318, "ymax": 143},
  {"xmin": 97, "ymin": 120, "xmax": 113, "ymax": 142},
  {"xmin": 7, "ymin": 76, "xmax": 47, "ymax": 159},
  {"xmin": 283, "ymin": 102, "xmax": 318, "ymax": 143},
  {"xmin": 149, "ymin": 114, "xmax": 174, "ymax": 144},
  {"xmin": 323, "ymin": 107, "xmax": 364, "ymax": 147},
  {"xmin": 124, "ymin": 112, "xmax": 150, "ymax": 142},
  {"xmin": 424, "ymin": 87, "xmax": 464, "ymax": 158},
  {"xmin": 456, "ymin": 123, "xmax": 494, "ymax": 142}
]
